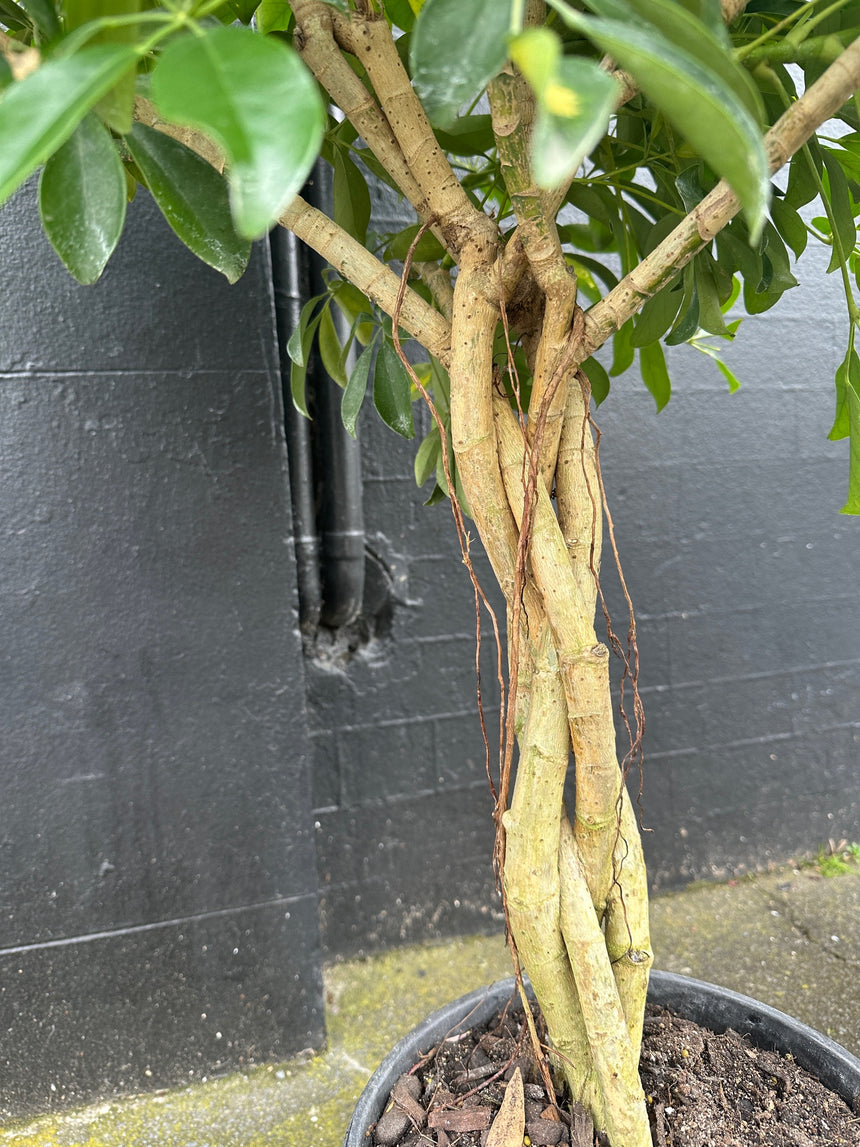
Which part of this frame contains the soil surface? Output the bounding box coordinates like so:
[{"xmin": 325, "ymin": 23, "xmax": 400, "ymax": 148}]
[{"xmin": 369, "ymin": 997, "xmax": 860, "ymax": 1147}]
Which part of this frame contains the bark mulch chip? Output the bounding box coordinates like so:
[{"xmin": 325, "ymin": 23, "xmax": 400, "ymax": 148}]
[{"xmin": 370, "ymin": 999, "xmax": 860, "ymax": 1146}]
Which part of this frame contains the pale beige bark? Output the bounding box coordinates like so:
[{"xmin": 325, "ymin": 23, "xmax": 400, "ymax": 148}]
[
  {"xmin": 280, "ymin": 196, "xmax": 453, "ymax": 365},
  {"xmin": 339, "ymin": 11, "xmax": 497, "ymax": 256}
]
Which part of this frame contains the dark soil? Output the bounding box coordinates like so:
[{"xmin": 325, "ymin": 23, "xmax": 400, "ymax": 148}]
[{"xmin": 369, "ymin": 997, "xmax": 860, "ymax": 1147}]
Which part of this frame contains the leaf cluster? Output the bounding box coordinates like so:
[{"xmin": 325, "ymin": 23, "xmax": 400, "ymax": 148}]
[{"xmin": 2, "ymin": 0, "xmax": 860, "ymax": 508}]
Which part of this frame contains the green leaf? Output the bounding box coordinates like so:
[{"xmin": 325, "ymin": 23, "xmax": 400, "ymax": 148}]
[
  {"xmin": 631, "ymin": 276, "xmax": 682, "ymax": 346},
  {"xmin": 510, "ymin": 28, "xmax": 619, "ymax": 187},
  {"xmin": 373, "ymin": 339, "xmax": 415, "ymax": 438},
  {"xmin": 424, "ymin": 482, "xmax": 448, "ymax": 506},
  {"xmin": 822, "ymin": 149, "xmax": 856, "ymax": 274},
  {"xmin": 665, "ymin": 264, "xmax": 700, "ymax": 345},
  {"xmin": 639, "ymin": 341, "xmax": 671, "ymax": 410},
  {"xmin": 38, "ymin": 113, "xmax": 125, "ymax": 285},
  {"xmin": 288, "ymin": 294, "xmax": 324, "ymax": 367},
  {"xmin": 410, "ymin": 0, "xmax": 512, "ymax": 128},
  {"xmin": 342, "ymin": 339, "xmax": 375, "ymax": 437},
  {"xmin": 64, "ymin": 0, "xmax": 141, "ymax": 132},
  {"xmin": 694, "ymin": 257, "xmax": 732, "ymax": 338},
  {"xmin": 713, "ymin": 355, "xmax": 741, "ymax": 393},
  {"xmin": 842, "ymin": 378, "xmax": 860, "ymax": 514},
  {"xmin": 435, "ymin": 114, "xmax": 495, "ymax": 155},
  {"xmin": 610, "ymin": 318, "xmax": 635, "ymax": 376},
  {"xmin": 288, "ymin": 299, "xmax": 325, "ymax": 419},
  {"xmin": 549, "ymin": 1, "xmax": 770, "ymax": 240},
  {"xmin": 581, "ymin": 355, "xmax": 610, "ymax": 404},
  {"xmin": 829, "ymin": 346, "xmax": 859, "ymax": 441},
  {"xmin": 530, "ymin": 58, "xmax": 619, "ymax": 188},
  {"xmin": 19, "ymin": 0, "xmax": 59, "ymax": 39},
  {"xmin": 0, "ymin": 0, "xmax": 30, "ymax": 31},
  {"xmin": 330, "ymin": 279, "xmax": 376, "ymax": 345},
  {"xmin": 770, "ymin": 194, "xmax": 808, "ymax": 260},
  {"xmin": 332, "ymin": 147, "xmax": 371, "ymax": 245},
  {"xmin": 318, "ymin": 302, "xmax": 348, "ymax": 388},
  {"xmin": 584, "ymin": 0, "xmax": 763, "ymax": 124},
  {"xmin": 384, "ymin": 0, "xmax": 416, "ymax": 30},
  {"xmin": 384, "ymin": 223, "xmax": 446, "ymax": 263},
  {"xmin": 0, "ymin": 44, "xmax": 137, "ymax": 209},
  {"xmin": 414, "ymin": 423, "xmax": 441, "ymax": 485},
  {"xmin": 255, "ymin": 0, "xmax": 293, "ymax": 34},
  {"xmin": 125, "ymin": 123, "xmax": 251, "ymax": 284},
  {"xmin": 151, "ymin": 26, "xmax": 325, "ymax": 239},
  {"xmin": 785, "ymin": 142, "xmax": 821, "ymax": 208}
]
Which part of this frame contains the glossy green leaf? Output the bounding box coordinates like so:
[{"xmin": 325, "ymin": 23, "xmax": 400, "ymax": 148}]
[
  {"xmin": 224, "ymin": 0, "xmax": 258, "ymax": 22},
  {"xmin": 0, "ymin": 57, "xmax": 12, "ymax": 91},
  {"xmin": 373, "ymin": 339, "xmax": 415, "ymax": 438},
  {"xmin": 289, "ymin": 298, "xmax": 325, "ymax": 419},
  {"xmin": 581, "ymin": 355, "xmax": 610, "ymax": 404},
  {"xmin": 610, "ymin": 318, "xmax": 635, "ymax": 376},
  {"xmin": 151, "ymin": 26, "xmax": 325, "ymax": 239},
  {"xmin": 770, "ymin": 194, "xmax": 808, "ymax": 260},
  {"xmin": 414, "ymin": 423, "xmax": 441, "ymax": 485},
  {"xmin": 530, "ymin": 57, "xmax": 619, "ymax": 188},
  {"xmin": 785, "ymin": 142, "xmax": 821, "ymax": 208},
  {"xmin": 822, "ymin": 149, "xmax": 856, "ymax": 274},
  {"xmin": 665, "ymin": 265, "xmax": 700, "ymax": 345},
  {"xmin": 330, "ymin": 279, "xmax": 376, "ymax": 345},
  {"xmin": 716, "ymin": 221, "xmax": 762, "ymax": 286},
  {"xmin": 332, "ymin": 147, "xmax": 371, "ymax": 245},
  {"xmin": 829, "ymin": 345, "xmax": 859, "ymax": 441},
  {"xmin": 842, "ymin": 381, "xmax": 860, "ymax": 513},
  {"xmin": 255, "ymin": 0, "xmax": 292, "ymax": 34},
  {"xmin": 509, "ymin": 28, "xmax": 618, "ymax": 187},
  {"xmin": 0, "ymin": 44, "xmax": 137, "ymax": 209},
  {"xmin": 288, "ymin": 294, "xmax": 323, "ymax": 367},
  {"xmin": 713, "ymin": 357, "xmax": 742, "ymax": 394},
  {"xmin": 384, "ymin": 0, "xmax": 416, "ymax": 30},
  {"xmin": 19, "ymin": 0, "xmax": 59, "ymax": 39},
  {"xmin": 639, "ymin": 341, "xmax": 671, "ymax": 410},
  {"xmin": 342, "ymin": 339, "xmax": 376, "ymax": 438},
  {"xmin": 318, "ymin": 303, "xmax": 348, "ymax": 388},
  {"xmin": 549, "ymin": 2, "xmax": 770, "ymax": 240},
  {"xmin": 435, "ymin": 114, "xmax": 494, "ymax": 155},
  {"xmin": 125, "ymin": 123, "xmax": 251, "ymax": 284},
  {"xmin": 694, "ymin": 257, "xmax": 732, "ymax": 338},
  {"xmin": 384, "ymin": 223, "xmax": 446, "ymax": 263},
  {"xmin": 0, "ymin": 0, "xmax": 29, "ymax": 31},
  {"xmin": 38, "ymin": 112, "xmax": 125, "ymax": 284},
  {"xmin": 410, "ymin": 0, "xmax": 512, "ymax": 128},
  {"xmin": 584, "ymin": 0, "xmax": 763, "ymax": 124},
  {"xmin": 64, "ymin": 0, "xmax": 140, "ymax": 132},
  {"xmin": 631, "ymin": 275, "xmax": 682, "ymax": 346}
]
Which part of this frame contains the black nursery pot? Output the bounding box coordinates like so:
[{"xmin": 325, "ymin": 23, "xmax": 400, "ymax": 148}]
[{"xmin": 343, "ymin": 970, "xmax": 860, "ymax": 1146}]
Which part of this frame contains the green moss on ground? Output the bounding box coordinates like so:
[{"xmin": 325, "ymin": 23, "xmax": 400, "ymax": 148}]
[{"xmin": 0, "ymin": 934, "xmax": 510, "ymax": 1147}]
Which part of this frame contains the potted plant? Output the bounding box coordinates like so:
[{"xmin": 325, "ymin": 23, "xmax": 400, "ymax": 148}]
[{"xmin": 2, "ymin": 1, "xmax": 859, "ymax": 1142}]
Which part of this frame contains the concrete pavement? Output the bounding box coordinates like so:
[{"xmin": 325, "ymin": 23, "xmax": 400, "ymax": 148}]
[{"xmin": 1, "ymin": 859, "xmax": 858, "ymax": 1146}]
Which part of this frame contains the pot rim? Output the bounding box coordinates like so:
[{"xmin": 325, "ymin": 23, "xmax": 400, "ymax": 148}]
[{"xmin": 344, "ymin": 969, "xmax": 860, "ymax": 1146}]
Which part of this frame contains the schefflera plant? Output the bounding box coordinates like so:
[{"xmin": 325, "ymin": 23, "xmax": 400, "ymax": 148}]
[{"xmin": 3, "ymin": 0, "xmax": 860, "ymax": 1141}]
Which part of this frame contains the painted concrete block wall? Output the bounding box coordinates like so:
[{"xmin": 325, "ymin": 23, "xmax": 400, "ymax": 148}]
[
  {"xmin": 596, "ymin": 236, "xmax": 860, "ymax": 887},
  {"xmin": 0, "ymin": 186, "xmax": 323, "ymax": 1117}
]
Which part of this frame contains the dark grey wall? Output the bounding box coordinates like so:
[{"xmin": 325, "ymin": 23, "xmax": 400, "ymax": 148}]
[
  {"xmin": 0, "ymin": 185, "xmax": 323, "ymax": 1118},
  {"xmin": 597, "ymin": 239, "xmax": 860, "ymax": 888}
]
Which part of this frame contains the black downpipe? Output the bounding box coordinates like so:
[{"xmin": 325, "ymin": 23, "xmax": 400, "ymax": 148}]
[
  {"xmin": 271, "ymin": 164, "xmax": 366, "ymax": 633},
  {"xmin": 271, "ymin": 225, "xmax": 322, "ymax": 637}
]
